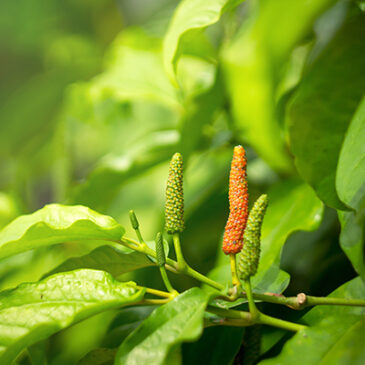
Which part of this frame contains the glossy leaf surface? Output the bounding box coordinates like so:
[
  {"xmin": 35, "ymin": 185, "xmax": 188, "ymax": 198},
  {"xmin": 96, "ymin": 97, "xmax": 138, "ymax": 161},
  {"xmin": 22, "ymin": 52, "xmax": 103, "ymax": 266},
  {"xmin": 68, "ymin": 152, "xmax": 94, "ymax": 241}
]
[{"xmin": 0, "ymin": 269, "xmax": 145, "ymax": 364}]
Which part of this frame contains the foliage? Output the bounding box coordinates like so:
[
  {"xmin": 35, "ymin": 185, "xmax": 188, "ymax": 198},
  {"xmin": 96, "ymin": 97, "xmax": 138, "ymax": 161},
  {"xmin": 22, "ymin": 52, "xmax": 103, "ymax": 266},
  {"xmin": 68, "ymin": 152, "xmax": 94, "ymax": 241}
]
[{"xmin": 0, "ymin": 0, "xmax": 364, "ymax": 364}]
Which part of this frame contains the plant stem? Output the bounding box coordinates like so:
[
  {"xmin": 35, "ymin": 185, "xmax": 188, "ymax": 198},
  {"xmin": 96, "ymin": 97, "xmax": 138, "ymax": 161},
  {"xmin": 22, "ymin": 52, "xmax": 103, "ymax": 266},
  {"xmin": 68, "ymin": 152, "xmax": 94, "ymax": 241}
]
[
  {"xmin": 137, "ymin": 298, "xmax": 170, "ymax": 305},
  {"xmin": 250, "ymin": 292, "xmax": 365, "ymax": 310},
  {"xmin": 159, "ymin": 266, "xmax": 177, "ymax": 295},
  {"xmin": 119, "ymin": 237, "xmax": 365, "ymax": 310},
  {"xmin": 185, "ymin": 266, "xmax": 224, "ymax": 291},
  {"xmin": 244, "ymin": 278, "xmax": 259, "ymax": 320},
  {"xmin": 172, "ymin": 233, "xmax": 187, "ymax": 271},
  {"xmin": 207, "ymin": 306, "xmax": 305, "ymax": 332},
  {"xmin": 143, "ymin": 287, "xmax": 172, "ymax": 298},
  {"xmin": 120, "ymin": 236, "xmax": 224, "ymax": 290},
  {"xmin": 258, "ymin": 313, "xmax": 306, "ymax": 332},
  {"xmin": 229, "ymin": 254, "xmax": 241, "ymax": 288}
]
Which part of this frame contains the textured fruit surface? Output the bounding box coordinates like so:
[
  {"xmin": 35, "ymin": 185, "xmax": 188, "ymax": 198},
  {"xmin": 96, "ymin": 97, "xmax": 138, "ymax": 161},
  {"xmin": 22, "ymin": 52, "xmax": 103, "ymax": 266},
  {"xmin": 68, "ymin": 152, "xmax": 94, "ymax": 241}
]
[
  {"xmin": 165, "ymin": 153, "xmax": 184, "ymax": 234},
  {"xmin": 237, "ymin": 194, "xmax": 268, "ymax": 280},
  {"xmin": 222, "ymin": 146, "xmax": 249, "ymax": 254},
  {"xmin": 155, "ymin": 232, "xmax": 166, "ymax": 266}
]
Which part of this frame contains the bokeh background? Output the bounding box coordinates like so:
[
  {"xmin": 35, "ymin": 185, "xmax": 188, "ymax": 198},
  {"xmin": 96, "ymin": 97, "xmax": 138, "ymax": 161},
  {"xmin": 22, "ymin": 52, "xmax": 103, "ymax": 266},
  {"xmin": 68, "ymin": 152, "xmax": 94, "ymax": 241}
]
[{"xmin": 0, "ymin": 0, "xmax": 364, "ymax": 363}]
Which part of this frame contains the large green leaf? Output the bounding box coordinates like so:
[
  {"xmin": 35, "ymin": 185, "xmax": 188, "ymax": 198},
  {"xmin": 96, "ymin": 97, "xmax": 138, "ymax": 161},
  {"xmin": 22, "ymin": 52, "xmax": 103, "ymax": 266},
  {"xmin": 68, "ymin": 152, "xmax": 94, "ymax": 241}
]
[
  {"xmin": 288, "ymin": 12, "xmax": 365, "ymax": 209},
  {"xmin": 260, "ymin": 277, "xmax": 365, "ymax": 364},
  {"xmin": 45, "ymin": 245, "xmax": 154, "ymax": 278},
  {"xmin": 223, "ymin": 0, "xmax": 336, "ymax": 172},
  {"xmin": 0, "ymin": 269, "xmax": 145, "ymax": 364},
  {"xmin": 208, "ymin": 180, "xmax": 323, "ymax": 305},
  {"xmin": 336, "ymin": 96, "xmax": 365, "ymax": 212},
  {"xmin": 115, "ymin": 288, "xmax": 209, "ymax": 365},
  {"xmin": 163, "ymin": 0, "xmax": 242, "ymax": 82},
  {"xmin": 0, "ymin": 204, "xmax": 124, "ymax": 260}
]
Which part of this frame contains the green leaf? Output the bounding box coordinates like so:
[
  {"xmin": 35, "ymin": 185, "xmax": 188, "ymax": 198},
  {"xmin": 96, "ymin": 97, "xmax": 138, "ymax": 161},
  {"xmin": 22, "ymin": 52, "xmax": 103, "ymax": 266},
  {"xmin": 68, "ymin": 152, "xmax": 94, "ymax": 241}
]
[
  {"xmin": 208, "ymin": 180, "xmax": 323, "ymax": 306},
  {"xmin": 260, "ymin": 277, "xmax": 365, "ymax": 364},
  {"xmin": 0, "ymin": 269, "xmax": 145, "ymax": 364},
  {"xmin": 102, "ymin": 306, "xmax": 156, "ymax": 348},
  {"xmin": 91, "ymin": 28, "xmax": 180, "ymax": 110},
  {"xmin": 288, "ymin": 12, "xmax": 365, "ymax": 209},
  {"xmin": 77, "ymin": 348, "xmax": 117, "ymax": 365},
  {"xmin": 115, "ymin": 288, "xmax": 209, "ymax": 365},
  {"xmin": 336, "ymin": 96, "xmax": 365, "ymax": 212},
  {"xmin": 0, "ymin": 204, "xmax": 124, "ymax": 260},
  {"xmin": 163, "ymin": 0, "xmax": 242, "ymax": 82},
  {"xmin": 183, "ymin": 326, "xmax": 244, "ymax": 365},
  {"xmin": 223, "ymin": 0, "xmax": 336, "ymax": 172},
  {"xmin": 72, "ymin": 130, "xmax": 178, "ymax": 208},
  {"xmin": 338, "ymin": 211, "xmax": 365, "ymax": 280},
  {"xmin": 46, "ymin": 245, "xmax": 154, "ymax": 278}
]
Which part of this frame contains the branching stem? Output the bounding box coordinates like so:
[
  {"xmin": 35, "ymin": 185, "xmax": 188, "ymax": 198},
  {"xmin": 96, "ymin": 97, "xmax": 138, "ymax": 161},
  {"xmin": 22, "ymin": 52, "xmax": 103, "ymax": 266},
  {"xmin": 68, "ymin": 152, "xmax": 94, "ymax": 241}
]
[{"xmin": 119, "ymin": 236, "xmax": 365, "ymax": 309}]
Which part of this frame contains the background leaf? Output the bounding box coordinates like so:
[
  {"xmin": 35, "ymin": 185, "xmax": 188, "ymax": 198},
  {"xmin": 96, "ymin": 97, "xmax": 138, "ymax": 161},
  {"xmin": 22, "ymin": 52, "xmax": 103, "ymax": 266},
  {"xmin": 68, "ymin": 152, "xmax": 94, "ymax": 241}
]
[
  {"xmin": 115, "ymin": 288, "xmax": 209, "ymax": 365},
  {"xmin": 260, "ymin": 277, "xmax": 365, "ymax": 364},
  {"xmin": 0, "ymin": 269, "xmax": 145, "ymax": 364},
  {"xmin": 163, "ymin": 0, "xmax": 243, "ymax": 82},
  {"xmin": 223, "ymin": 0, "xmax": 336, "ymax": 172},
  {"xmin": 288, "ymin": 12, "xmax": 365, "ymax": 209},
  {"xmin": 0, "ymin": 204, "xmax": 124, "ymax": 260}
]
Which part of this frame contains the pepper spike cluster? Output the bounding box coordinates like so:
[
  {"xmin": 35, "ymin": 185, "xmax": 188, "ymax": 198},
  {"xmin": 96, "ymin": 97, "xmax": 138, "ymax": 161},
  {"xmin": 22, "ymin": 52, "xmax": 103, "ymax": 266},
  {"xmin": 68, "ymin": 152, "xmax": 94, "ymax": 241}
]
[
  {"xmin": 237, "ymin": 194, "xmax": 268, "ymax": 280},
  {"xmin": 222, "ymin": 145, "xmax": 249, "ymax": 254},
  {"xmin": 165, "ymin": 152, "xmax": 185, "ymax": 234}
]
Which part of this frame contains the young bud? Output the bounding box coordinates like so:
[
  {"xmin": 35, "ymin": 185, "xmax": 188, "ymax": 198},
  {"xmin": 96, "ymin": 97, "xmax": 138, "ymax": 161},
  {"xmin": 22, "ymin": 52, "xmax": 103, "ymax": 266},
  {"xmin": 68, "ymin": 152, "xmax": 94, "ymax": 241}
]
[
  {"xmin": 222, "ymin": 146, "xmax": 249, "ymax": 254},
  {"xmin": 155, "ymin": 232, "xmax": 166, "ymax": 267},
  {"xmin": 165, "ymin": 153, "xmax": 184, "ymax": 234},
  {"xmin": 129, "ymin": 210, "xmax": 139, "ymax": 230},
  {"xmin": 237, "ymin": 194, "xmax": 268, "ymax": 280}
]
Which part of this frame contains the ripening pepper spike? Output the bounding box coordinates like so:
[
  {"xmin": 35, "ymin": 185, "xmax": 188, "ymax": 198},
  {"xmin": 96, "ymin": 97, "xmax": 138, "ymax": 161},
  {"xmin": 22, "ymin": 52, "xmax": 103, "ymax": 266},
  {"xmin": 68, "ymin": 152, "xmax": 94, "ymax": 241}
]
[
  {"xmin": 237, "ymin": 194, "xmax": 268, "ymax": 280},
  {"xmin": 165, "ymin": 152, "xmax": 184, "ymax": 234},
  {"xmin": 222, "ymin": 145, "xmax": 249, "ymax": 254},
  {"xmin": 155, "ymin": 232, "xmax": 166, "ymax": 267}
]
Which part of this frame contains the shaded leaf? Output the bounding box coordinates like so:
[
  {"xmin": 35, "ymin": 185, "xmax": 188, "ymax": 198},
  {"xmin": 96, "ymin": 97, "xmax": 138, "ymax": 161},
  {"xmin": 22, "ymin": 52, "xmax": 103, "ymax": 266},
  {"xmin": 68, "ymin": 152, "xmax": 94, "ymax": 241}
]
[
  {"xmin": 0, "ymin": 204, "xmax": 124, "ymax": 260},
  {"xmin": 102, "ymin": 306, "xmax": 156, "ymax": 348},
  {"xmin": 77, "ymin": 348, "xmax": 117, "ymax": 365},
  {"xmin": 46, "ymin": 245, "xmax": 154, "ymax": 278},
  {"xmin": 115, "ymin": 288, "xmax": 209, "ymax": 365},
  {"xmin": 183, "ymin": 326, "xmax": 244, "ymax": 365},
  {"xmin": 0, "ymin": 269, "xmax": 145, "ymax": 364},
  {"xmin": 260, "ymin": 277, "xmax": 365, "ymax": 364},
  {"xmin": 288, "ymin": 12, "xmax": 365, "ymax": 209},
  {"xmin": 338, "ymin": 211, "xmax": 365, "ymax": 281}
]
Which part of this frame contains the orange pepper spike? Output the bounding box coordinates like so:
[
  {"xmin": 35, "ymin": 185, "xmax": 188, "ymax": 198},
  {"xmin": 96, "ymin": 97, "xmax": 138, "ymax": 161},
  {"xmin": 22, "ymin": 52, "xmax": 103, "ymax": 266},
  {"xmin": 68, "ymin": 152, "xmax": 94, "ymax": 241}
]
[{"xmin": 222, "ymin": 145, "xmax": 248, "ymax": 254}]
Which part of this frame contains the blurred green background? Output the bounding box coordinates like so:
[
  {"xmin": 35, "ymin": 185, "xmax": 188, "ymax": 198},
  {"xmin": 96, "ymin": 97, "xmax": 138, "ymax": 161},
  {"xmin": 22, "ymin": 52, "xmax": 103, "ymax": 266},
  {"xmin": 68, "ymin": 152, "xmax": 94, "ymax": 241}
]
[{"xmin": 0, "ymin": 0, "xmax": 364, "ymax": 363}]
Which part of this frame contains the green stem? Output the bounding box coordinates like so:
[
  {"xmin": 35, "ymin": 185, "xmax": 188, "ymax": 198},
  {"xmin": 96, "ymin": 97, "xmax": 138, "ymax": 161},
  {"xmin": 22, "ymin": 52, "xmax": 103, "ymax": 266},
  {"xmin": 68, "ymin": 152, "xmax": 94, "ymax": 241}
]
[
  {"xmin": 244, "ymin": 278, "xmax": 259, "ymax": 320},
  {"xmin": 258, "ymin": 313, "xmax": 306, "ymax": 332},
  {"xmin": 230, "ymin": 254, "xmax": 241, "ymax": 289},
  {"xmin": 207, "ymin": 306, "xmax": 305, "ymax": 332},
  {"xmin": 186, "ymin": 266, "xmax": 224, "ymax": 291},
  {"xmin": 159, "ymin": 266, "xmax": 177, "ymax": 295},
  {"xmin": 119, "ymin": 237, "xmax": 365, "ymax": 310},
  {"xmin": 172, "ymin": 233, "xmax": 187, "ymax": 271}
]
